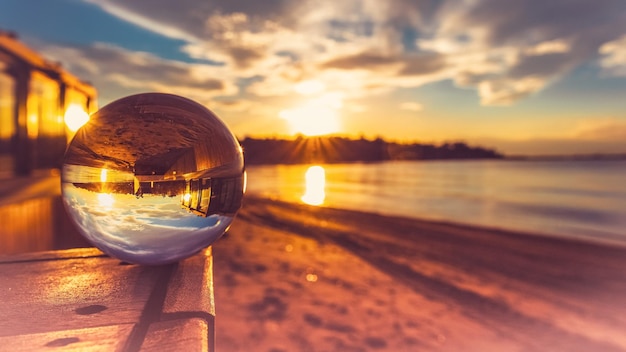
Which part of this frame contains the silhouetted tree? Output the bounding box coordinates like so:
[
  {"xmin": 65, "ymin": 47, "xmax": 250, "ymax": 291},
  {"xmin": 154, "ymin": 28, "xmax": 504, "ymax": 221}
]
[{"xmin": 240, "ymin": 137, "xmax": 502, "ymax": 165}]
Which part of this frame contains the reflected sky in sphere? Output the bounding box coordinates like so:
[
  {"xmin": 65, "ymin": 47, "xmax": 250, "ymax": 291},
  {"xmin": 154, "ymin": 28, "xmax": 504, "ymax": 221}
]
[{"xmin": 61, "ymin": 93, "xmax": 244, "ymax": 265}]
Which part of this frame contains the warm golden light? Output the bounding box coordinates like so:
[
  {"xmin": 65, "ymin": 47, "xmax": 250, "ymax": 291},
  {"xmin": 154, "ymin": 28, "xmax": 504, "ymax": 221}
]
[
  {"xmin": 294, "ymin": 80, "xmax": 325, "ymax": 95},
  {"xmin": 301, "ymin": 165, "xmax": 326, "ymax": 206},
  {"xmin": 97, "ymin": 193, "xmax": 114, "ymax": 208},
  {"xmin": 100, "ymin": 168, "xmax": 108, "ymax": 183},
  {"xmin": 183, "ymin": 193, "xmax": 192, "ymax": 203},
  {"xmin": 280, "ymin": 93, "xmax": 342, "ymax": 136},
  {"xmin": 27, "ymin": 114, "xmax": 38, "ymax": 138},
  {"xmin": 64, "ymin": 104, "xmax": 90, "ymax": 132},
  {"xmin": 284, "ymin": 81, "xmax": 340, "ymax": 135}
]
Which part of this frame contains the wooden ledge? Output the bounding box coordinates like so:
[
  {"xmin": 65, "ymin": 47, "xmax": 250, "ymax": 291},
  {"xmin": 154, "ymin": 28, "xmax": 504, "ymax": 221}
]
[{"xmin": 0, "ymin": 247, "xmax": 215, "ymax": 351}]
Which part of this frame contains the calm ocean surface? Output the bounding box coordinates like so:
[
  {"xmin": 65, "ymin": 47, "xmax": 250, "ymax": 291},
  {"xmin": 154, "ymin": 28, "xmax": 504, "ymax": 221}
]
[{"xmin": 245, "ymin": 160, "xmax": 626, "ymax": 245}]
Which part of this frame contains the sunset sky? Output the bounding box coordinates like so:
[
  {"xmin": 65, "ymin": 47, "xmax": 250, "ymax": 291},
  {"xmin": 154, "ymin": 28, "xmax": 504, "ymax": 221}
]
[{"xmin": 2, "ymin": 0, "xmax": 626, "ymax": 155}]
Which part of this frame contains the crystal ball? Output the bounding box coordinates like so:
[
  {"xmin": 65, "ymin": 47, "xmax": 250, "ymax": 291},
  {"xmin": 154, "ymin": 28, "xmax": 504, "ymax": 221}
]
[{"xmin": 61, "ymin": 93, "xmax": 245, "ymax": 265}]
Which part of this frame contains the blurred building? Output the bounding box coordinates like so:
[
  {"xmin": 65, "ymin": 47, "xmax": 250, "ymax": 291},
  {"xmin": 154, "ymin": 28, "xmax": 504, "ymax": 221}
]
[
  {"xmin": 0, "ymin": 31, "xmax": 97, "ymax": 176},
  {"xmin": 181, "ymin": 176, "xmax": 244, "ymax": 217}
]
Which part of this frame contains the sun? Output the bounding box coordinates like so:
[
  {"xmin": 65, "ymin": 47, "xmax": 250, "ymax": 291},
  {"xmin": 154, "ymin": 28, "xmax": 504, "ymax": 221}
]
[
  {"xmin": 280, "ymin": 89, "xmax": 343, "ymax": 136},
  {"xmin": 64, "ymin": 104, "xmax": 90, "ymax": 132},
  {"xmin": 279, "ymin": 104, "xmax": 340, "ymax": 136}
]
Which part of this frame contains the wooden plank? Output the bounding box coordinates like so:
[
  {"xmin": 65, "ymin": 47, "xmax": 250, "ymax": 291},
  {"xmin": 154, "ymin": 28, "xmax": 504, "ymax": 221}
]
[
  {"xmin": 0, "ymin": 247, "xmax": 104, "ymax": 264},
  {"xmin": 140, "ymin": 318, "xmax": 208, "ymax": 352},
  {"xmin": 0, "ymin": 249, "xmax": 159, "ymax": 337},
  {"xmin": 163, "ymin": 247, "xmax": 215, "ymax": 316},
  {"xmin": 0, "ymin": 247, "xmax": 216, "ymax": 351},
  {"xmin": 0, "ymin": 324, "xmax": 134, "ymax": 352}
]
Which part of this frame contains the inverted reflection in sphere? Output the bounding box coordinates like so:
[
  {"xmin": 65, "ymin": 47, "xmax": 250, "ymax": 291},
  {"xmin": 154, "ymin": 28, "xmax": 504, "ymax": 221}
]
[{"xmin": 61, "ymin": 93, "xmax": 245, "ymax": 265}]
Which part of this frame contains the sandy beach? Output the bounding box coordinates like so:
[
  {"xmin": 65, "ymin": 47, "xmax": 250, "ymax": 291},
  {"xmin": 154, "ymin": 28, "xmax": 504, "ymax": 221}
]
[{"xmin": 213, "ymin": 196, "xmax": 626, "ymax": 352}]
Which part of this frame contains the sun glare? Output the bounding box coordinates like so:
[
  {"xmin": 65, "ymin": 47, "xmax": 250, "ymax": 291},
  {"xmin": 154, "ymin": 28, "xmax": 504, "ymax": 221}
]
[
  {"xmin": 280, "ymin": 93, "xmax": 343, "ymax": 136},
  {"xmin": 294, "ymin": 80, "xmax": 325, "ymax": 95},
  {"xmin": 65, "ymin": 104, "xmax": 90, "ymax": 132}
]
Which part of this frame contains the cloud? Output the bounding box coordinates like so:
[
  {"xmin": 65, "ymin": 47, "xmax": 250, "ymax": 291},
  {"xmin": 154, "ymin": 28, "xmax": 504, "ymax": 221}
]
[
  {"xmin": 599, "ymin": 35, "xmax": 626, "ymax": 77},
  {"xmin": 477, "ymin": 77, "xmax": 546, "ymax": 106},
  {"xmin": 525, "ymin": 40, "xmax": 570, "ymax": 56},
  {"xmin": 69, "ymin": 0, "xmax": 626, "ymax": 112},
  {"xmin": 39, "ymin": 42, "xmax": 238, "ymax": 104},
  {"xmin": 321, "ymin": 53, "xmax": 399, "ymax": 70},
  {"xmin": 421, "ymin": 0, "xmax": 626, "ymax": 105}
]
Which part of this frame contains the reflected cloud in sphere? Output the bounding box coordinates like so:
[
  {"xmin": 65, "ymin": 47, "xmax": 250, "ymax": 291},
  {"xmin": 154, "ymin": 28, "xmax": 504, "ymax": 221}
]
[{"xmin": 61, "ymin": 93, "xmax": 244, "ymax": 265}]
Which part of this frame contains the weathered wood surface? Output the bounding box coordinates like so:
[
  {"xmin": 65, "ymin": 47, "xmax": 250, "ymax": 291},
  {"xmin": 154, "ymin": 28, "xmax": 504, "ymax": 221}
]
[
  {"xmin": 140, "ymin": 318, "xmax": 208, "ymax": 352},
  {"xmin": 0, "ymin": 247, "xmax": 214, "ymax": 351}
]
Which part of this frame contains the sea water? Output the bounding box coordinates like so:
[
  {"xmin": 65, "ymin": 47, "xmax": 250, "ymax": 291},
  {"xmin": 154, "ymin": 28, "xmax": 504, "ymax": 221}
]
[{"xmin": 245, "ymin": 160, "xmax": 626, "ymax": 245}]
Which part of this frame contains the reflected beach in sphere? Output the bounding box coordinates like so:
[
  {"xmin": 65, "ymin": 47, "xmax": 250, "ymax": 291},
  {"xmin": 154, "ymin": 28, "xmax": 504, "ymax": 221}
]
[{"xmin": 61, "ymin": 93, "xmax": 244, "ymax": 265}]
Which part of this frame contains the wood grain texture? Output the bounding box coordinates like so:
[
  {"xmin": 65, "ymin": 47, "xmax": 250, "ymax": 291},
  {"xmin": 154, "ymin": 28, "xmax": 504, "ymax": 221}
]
[
  {"xmin": 163, "ymin": 247, "xmax": 215, "ymax": 316},
  {"xmin": 0, "ymin": 324, "xmax": 134, "ymax": 352},
  {"xmin": 0, "ymin": 247, "xmax": 104, "ymax": 263},
  {"xmin": 140, "ymin": 318, "xmax": 208, "ymax": 352},
  {"xmin": 0, "ymin": 247, "xmax": 215, "ymax": 351},
  {"xmin": 0, "ymin": 255, "xmax": 158, "ymax": 337}
]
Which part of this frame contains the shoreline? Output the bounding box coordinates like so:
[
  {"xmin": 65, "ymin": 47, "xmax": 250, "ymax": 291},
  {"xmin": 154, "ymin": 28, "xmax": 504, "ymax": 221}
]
[
  {"xmin": 245, "ymin": 160, "xmax": 626, "ymax": 250},
  {"xmin": 213, "ymin": 195, "xmax": 626, "ymax": 351},
  {"xmin": 245, "ymin": 193, "xmax": 626, "ymax": 250}
]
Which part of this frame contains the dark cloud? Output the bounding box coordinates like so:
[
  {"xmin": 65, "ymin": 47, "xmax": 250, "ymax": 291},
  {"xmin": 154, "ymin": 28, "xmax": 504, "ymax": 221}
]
[
  {"xmin": 399, "ymin": 54, "xmax": 445, "ymax": 75},
  {"xmin": 227, "ymin": 46, "xmax": 266, "ymax": 69},
  {"xmin": 207, "ymin": 0, "xmax": 296, "ymax": 22},
  {"xmin": 320, "ymin": 51, "xmax": 444, "ymax": 78},
  {"xmin": 508, "ymin": 52, "xmax": 572, "ymax": 78},
  {"xmin": 457, "ymin": 0, "xmax": 625, "ymax": 46},
  {"xmin": 385, "ymin": 0, "xmax": 444, "ymax": 28}
]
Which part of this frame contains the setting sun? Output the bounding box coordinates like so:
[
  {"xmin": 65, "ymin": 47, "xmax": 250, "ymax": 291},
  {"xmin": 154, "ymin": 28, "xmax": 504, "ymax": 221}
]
[
  {"xmin": 279, "ymin": 105, "xmax": 340, "ymax": 136},
  {"xmin": 294, "ymin": 80, "xmax": 325, "ymax": 95},
  {"xmin": 279, "ymin": 92, "xmax": 343, "ymax": 136}
]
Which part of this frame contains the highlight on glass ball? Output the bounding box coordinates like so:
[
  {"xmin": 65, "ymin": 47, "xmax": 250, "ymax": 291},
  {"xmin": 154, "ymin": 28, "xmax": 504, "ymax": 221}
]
[{"xmin": 61, "ymin": 93, "xmax": 245, "ymax": 265}]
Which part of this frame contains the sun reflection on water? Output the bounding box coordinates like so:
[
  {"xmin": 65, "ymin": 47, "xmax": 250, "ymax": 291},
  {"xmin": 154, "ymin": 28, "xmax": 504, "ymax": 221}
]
[
  {"xmin": 301, "ymin": 165, "xmax": 326, "ymax": 206},
  {"xmin": 97, "ymin": 193, "xmax": 115, "ymax": 209}
]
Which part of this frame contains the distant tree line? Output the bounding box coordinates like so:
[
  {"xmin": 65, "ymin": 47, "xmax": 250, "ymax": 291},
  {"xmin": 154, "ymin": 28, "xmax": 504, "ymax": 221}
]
[{"xmin": 240, "ymin": 136, "xmax": 503, "ymax": 165}]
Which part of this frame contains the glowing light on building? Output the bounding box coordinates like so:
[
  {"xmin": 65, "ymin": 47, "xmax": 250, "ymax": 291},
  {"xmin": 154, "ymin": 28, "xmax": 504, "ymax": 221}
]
[
  {"xmin": 27, "ymin": 114, "xmax": 38, "ymax": 138},
  {"xmin": 64, "ymin": 104, "xmax": 90, "ymax": 132}
]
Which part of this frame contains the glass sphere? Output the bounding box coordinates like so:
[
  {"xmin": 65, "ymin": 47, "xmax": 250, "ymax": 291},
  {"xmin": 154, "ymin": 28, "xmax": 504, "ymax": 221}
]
[{"xmin": 61, "ymin": 93, "xmax": 245, "ymax": 265}]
